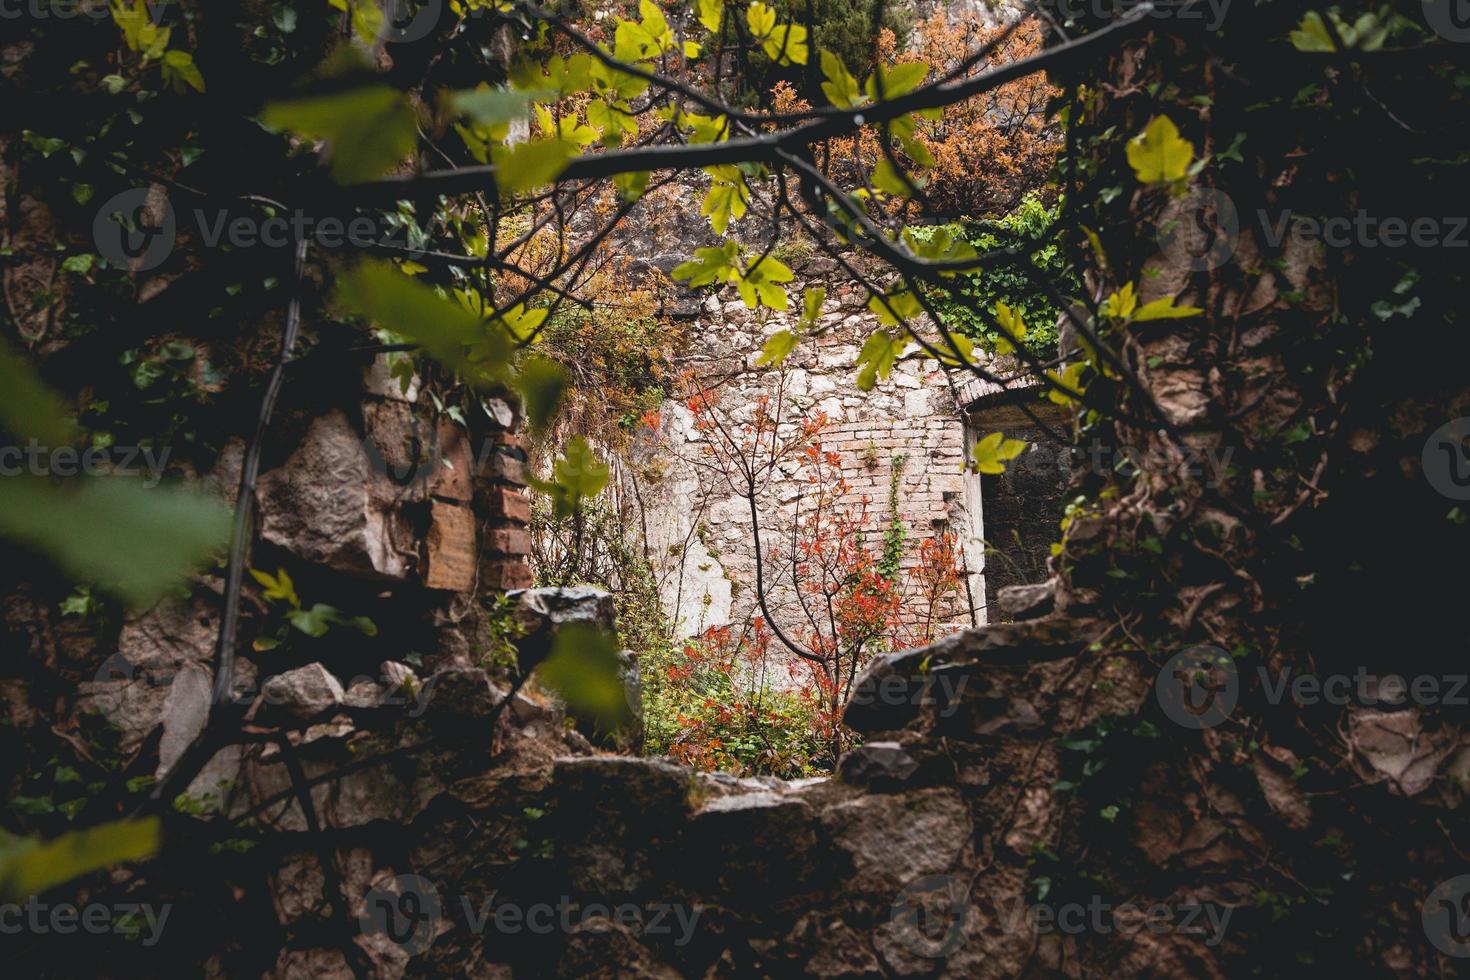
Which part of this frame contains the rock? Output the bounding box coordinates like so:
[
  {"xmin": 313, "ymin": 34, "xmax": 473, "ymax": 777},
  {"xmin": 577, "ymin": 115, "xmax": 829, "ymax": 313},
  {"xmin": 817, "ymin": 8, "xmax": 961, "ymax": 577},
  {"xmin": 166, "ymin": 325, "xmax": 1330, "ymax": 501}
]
[
  {"xmin": 260, "ymin": 664, "xmax": 345, "ymax": 722},
  {"xmin": 837, "ymin": 742, "xmax": 920, "ymax": 788},
  {"xmin": 156, "ymin": 663, "xmax": 213, "ymax": 779},
  {"xmin": 363, "ymin": 352, "xmax": 419, "ymax": 402},
  {"xmin": 422, "ymin": 668, "xmax": 508, "ymax": 721},
  {"xmin": 74, "ymin": 597, "xmax": 218, "ymax": 754},
  {"xmin": 995, "ymin": 581, "xmax": 1055, "ymax": 621},
  {"xmin": 550, "ymin": 756, "xmax": 693, "ymax": 894},
  {"xmin": 509, "ymin": 585, "xmax": 617, "ymax": 632},
  {"xmin": 482, "ymin": 397, "xmax": 515, "ymax": 430},
  {"xmin": 255, "ymin": 410, "xmax": 412, "ymax": 581},
  {"xmin": 1347, "ymin": 708, "xmax": 1462, "ymax": 797},
  {"xmin": 688, "ymin": 791, "xmax": 818, "ymax": 895},
  {"xmin": 821, "ymin": 787, "xmax": 972, "ymax": 894},
  {"xmin": 341, "ymin": 662, "xmax": 419, "ymax": 710}
]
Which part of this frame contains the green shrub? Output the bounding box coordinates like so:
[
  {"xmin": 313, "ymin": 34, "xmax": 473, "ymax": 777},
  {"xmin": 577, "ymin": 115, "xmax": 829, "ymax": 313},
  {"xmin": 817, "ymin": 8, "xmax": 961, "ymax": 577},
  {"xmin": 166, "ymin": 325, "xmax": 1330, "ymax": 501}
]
[{"xmin": 919, "ymin": 194, "xmax": 1078, "ymax": 358}]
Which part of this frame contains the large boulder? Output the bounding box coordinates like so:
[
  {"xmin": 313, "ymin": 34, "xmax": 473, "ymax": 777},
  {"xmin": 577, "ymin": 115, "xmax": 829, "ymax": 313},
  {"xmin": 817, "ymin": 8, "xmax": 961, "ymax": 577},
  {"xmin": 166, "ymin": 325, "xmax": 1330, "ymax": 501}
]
[{"xmin": 255, "ymin": 410, "xmax": 415, "ymax": 581}]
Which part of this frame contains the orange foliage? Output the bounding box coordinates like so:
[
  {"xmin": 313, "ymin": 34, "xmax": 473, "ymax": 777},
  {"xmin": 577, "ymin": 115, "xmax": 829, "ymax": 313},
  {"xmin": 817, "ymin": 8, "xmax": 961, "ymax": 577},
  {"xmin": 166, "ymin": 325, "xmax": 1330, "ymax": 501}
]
[{"xmin": 820, "ymin": 18, "xmax": 1060, "ymax": 219}]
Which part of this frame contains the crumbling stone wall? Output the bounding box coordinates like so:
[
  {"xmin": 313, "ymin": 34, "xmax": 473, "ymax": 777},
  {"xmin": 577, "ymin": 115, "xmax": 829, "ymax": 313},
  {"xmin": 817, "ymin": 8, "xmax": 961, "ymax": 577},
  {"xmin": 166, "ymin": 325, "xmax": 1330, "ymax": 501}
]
[{"xmin": 640, "ymin": 257, "xmax": 984, "ymax": 638}]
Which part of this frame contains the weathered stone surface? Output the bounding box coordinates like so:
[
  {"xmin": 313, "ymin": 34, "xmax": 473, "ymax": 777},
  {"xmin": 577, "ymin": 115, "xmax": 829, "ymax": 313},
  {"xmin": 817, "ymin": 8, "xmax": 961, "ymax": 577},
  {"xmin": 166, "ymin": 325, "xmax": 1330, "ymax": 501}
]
[
  {"xmin": 995, "ymin": 580, "xmax": 1055, "ymax": 621},
  {"xmin": 422, "ymin": 667, "xmax": 508, "ymax": 721},
  {"xmin": 74, "ymin": 596, "xmax": 218, "ymax": 754},
  {"xmin": 256, "ymin": 410, "xmax": 411, "ymax": 581},
  {"xmin": 821, "ymin": 787, "xmax": 972, "ymax": 894},
  {"xmin": 510, "ymin": 585, "xmax": 617, "ymax": 630},
  {"xmin": 156, "ymin": 663, "xmax": 213, "ymax": 779},
  {"xmin": 837, "ymin": 741, "xmax": 920, "ymax": 788},
  {"xmin": 260, "ymin": 663, "xmax": 345, "ymax": 722},
  {"xmin": 342, "ymin": 662, "xmax": 419, "ymax": 710},
  {"xmin": 424, "ymin": 500, "xmax": 478, "ymax": 592},
  {"xmin": 549, "ymin": 756, "xmax": 693, "ymax": 894}
]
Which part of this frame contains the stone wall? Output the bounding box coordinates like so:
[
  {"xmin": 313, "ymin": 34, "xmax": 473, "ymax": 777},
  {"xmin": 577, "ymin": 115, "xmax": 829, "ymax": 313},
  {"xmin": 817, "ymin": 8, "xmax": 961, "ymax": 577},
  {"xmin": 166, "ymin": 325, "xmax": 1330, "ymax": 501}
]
[{"xmin": 639, "ymin": 258, "xmax": 985, "ymax": 640}]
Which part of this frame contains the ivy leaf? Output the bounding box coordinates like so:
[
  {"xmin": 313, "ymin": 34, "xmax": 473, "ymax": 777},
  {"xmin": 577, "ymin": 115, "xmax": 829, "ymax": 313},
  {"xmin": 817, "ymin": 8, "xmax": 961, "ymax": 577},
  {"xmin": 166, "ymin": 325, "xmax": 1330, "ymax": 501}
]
[
  {"xmin": 756, "ymin": 329, "xmax": 798, "ymax": 367},
  {"xmin": 971, "ymin": 432, "xmax": 1028, "ymax": 475},
  {"xmin": 735, "ymin": 255, "xmax": 793, "ymax": 311},
  {"xmin": 855, "ymin": 329, "xmax": 907, "ymax": 390},
  {"xmin": 1133, "ymin": 295, "xmax": 1204, "ymax": 321},
  {"xmin": 696, "ymin": 0, "xmax": 723, "ymax": 32},
  {"xmin": 701, "ymin": 172, "xmax": 750, "ymax": 234},
  {"xmin": 586, "ymin": 100, "xmax": 638, "ymax": 145},
  {"xmin": 249, "ymin": 567, "xmax": 300, "ymax": 608},
  {"xmin": 993, "ymin": 300, "xmax": 1029, "ymax": 355},
  {"xmin": 0, "ymin": 478, "xmax": 229, "ymax": 606},
  {"xmin": 451, "ymin": 87, "xmax": 532, "ymax": 127},
  {"xmin": 515, "ymin": 355, "xmax": 567, "ymax": 434},
  {"xmin": 535, "ymin": 623, "xmax": 631, "ymax": 731},
  {"xmin": 261, "ymin": 86, "xmax": 417, "ymax": 185},
  {"xmin": 529, "ymin": 437, "xmax": 610, "ymax": 518},
  {"xmin": 1126, "ymin": 115, "xmax": 1193, "ymax": 185},
  {"xmin": 801, "ymin": 286, "xmax": 826, "ymax": 326},
  {"xmin": 761, "ymin": 24, "xmax": 808, "ymax": 65},
  {"xmin": 491, "ymin": 137, "xmax": 576, "ymax": 196},
  {"xmin": 613, "ymin": 170, "xmax": 649, "ymax": 201},
  {"xmin": 820, "ymin": 49, "xmax": 863, "ymax": 108},
  {"xmin": 671, "ymin": 242, "xmax": 742, "ymax": 287},
  {"xmin": 866, "ymin": 289, "xmax": 922, "ymax": 326},
  {"xmin": 1100, "ymin": 283, "xmax": 1139, "ymax": 322},
  {"xmin": 871, "ymin": 157, "xmax": 912, "ymax": 197},
  {"xmin": 864, "ymin": 61, "xmax": 928, "ymax": 101},
  {"xmin": 336, "ymin": 261, "xmax": 509, "ymax": 381},
  {"xmin": 0, "ymin": 818, "xmax": 159, "ymax": 901},
  {"xmin": 1289, "ymin": 11, "xmax": 1337, "ymax": 51},
  {"xmin": 746, "ymin": 1, "xmax": 776, "ymax": 37},
  {"xmin": 0, "ymin": 336, "xmax": 79, "ymax": 446},
  {"xmin": 1046, "ymin": 361, "xmax": 1088, "ymax": 407},
  {"xmin": 161, "ymin": 50, "xmax": 205, "ymax": 94},
  {"xmin": 260, "ymin": 85, "xmax": 414, "ymax": 185},
  {"xmin": 933, "ymin": 331, "xmax": 974, "ymax": 368}
]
